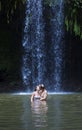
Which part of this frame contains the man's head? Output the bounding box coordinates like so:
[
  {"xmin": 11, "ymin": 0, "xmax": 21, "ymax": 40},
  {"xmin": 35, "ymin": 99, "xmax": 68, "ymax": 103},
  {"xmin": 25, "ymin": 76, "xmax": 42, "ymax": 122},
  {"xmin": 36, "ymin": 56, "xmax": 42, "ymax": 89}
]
[{"xmin": 39, "ymin": 84, "xmax": 45, "ymax": 92}]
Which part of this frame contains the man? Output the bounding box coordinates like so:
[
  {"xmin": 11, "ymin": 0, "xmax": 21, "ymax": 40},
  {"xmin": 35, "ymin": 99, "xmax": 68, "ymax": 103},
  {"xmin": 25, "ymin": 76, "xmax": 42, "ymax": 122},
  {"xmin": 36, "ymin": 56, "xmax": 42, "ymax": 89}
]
[{"xmin": 39, "ymin": 84, "xmax": 48, "ymax": 101}]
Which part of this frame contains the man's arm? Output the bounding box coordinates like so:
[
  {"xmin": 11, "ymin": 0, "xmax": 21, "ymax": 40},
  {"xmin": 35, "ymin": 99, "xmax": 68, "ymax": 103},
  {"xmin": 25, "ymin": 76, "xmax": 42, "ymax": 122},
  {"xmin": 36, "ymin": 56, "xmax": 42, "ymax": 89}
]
[{"xmin": 40, "ymin": 91, "xmax": 48, "ymax": 101}]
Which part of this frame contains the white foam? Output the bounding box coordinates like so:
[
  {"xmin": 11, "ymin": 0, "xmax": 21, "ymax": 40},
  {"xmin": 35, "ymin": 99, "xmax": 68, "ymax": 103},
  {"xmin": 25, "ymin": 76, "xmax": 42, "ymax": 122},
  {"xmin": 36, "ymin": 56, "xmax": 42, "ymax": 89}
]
[{"xmin": 12, "ymin": 91, "xmax": 76, "ymax": 96}]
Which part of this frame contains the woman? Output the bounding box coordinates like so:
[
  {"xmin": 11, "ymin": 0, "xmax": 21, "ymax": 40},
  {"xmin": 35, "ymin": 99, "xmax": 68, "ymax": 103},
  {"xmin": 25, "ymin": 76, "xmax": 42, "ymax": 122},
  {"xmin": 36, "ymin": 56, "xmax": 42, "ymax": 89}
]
[{"xmin": 31, "ymin": 85, "xmax": 41, "ymax": 102}]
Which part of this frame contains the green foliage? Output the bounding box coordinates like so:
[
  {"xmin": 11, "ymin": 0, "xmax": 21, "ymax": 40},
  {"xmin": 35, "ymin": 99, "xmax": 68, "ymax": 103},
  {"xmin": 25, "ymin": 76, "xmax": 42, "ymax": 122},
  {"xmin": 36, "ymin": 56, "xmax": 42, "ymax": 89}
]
[
  {"xmin": 65, "ymin": 0, "xmax": 82, "ymax": 39},
  {"xmin": 0, "ymin": 0, "xmax": 25, "ymax": 24}
]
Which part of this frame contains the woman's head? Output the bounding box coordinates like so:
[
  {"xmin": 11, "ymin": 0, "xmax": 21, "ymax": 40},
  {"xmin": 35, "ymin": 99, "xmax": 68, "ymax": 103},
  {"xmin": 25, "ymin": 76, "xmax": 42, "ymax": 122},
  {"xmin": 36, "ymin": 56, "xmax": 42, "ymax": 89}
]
[{"xmin": 36, "ymin": 85, "xmax": 40, "ymax": 91}]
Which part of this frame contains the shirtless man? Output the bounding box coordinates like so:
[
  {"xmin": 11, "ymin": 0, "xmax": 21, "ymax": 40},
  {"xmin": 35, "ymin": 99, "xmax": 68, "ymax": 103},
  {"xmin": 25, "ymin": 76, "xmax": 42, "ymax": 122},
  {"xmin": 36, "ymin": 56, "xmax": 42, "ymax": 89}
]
[{"xmin": 39, "ymin": 84, "xmax": 48, "ymax": 101}]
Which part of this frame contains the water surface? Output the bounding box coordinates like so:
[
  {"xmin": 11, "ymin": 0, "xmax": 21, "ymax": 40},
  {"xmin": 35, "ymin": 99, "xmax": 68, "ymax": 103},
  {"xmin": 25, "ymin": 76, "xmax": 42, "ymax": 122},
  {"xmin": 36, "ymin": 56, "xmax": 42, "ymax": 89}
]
[{"xmin": 0, "ymin": 93, "xmax": 82, "ymax": 130}]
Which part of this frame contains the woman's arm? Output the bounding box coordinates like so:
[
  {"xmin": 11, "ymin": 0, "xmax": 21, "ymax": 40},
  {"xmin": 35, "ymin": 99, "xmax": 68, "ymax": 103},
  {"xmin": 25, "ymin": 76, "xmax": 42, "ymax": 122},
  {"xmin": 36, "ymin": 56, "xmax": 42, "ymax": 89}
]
[{"xmin": 31, "ymin": 93, "xmax": 35, "ymax": 102}]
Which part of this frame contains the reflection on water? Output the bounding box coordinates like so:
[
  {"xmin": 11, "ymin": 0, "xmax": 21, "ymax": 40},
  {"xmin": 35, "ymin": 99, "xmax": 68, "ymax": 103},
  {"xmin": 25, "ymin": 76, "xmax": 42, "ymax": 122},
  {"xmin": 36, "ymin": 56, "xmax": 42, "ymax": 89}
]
[
  {"xmin": 21, "ymin": 97, "xmax": 30, "ymax": 130},
  {"xmin": 31, "ymin": 100, "xmax": 48, "ymax": 128},
  {"xmin": 0, "ymin": 94, "xmax": 82, "ymax": 130},
  {"xmin": 54, "ymin": 97, "xmax": 61, "ymax": 129}
]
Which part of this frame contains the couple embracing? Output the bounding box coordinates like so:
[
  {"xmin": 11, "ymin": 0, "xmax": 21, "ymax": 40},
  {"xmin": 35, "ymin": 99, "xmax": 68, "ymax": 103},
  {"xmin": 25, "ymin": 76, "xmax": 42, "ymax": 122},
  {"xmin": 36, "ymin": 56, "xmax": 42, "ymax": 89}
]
[{"xmin": 31, "ymin": 84, "xmax": 48, "ymax": 102}]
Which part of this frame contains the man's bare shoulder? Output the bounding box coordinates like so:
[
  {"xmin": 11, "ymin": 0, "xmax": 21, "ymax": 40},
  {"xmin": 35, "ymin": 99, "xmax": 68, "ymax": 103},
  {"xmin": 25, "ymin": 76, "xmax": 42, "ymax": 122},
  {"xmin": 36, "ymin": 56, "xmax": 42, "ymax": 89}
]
[{"xmin": 45, "ymin": 90, "xmax": 48, "ymax": 94}]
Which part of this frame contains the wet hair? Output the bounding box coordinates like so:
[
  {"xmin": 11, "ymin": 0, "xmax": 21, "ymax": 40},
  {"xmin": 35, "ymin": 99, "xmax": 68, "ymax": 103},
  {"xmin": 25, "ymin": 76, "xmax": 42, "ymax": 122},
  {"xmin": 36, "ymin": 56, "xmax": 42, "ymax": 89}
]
[
  {"xmin": 34, "ymin": 85, "xmax": 40, "ymax": 91},
  {"xmin": 39, "ymin": 84, "xmax": 45, "ymax": 90},
  {"xmin": 34, "ymin": 88, "xmax": 37, "ymax": 91}
]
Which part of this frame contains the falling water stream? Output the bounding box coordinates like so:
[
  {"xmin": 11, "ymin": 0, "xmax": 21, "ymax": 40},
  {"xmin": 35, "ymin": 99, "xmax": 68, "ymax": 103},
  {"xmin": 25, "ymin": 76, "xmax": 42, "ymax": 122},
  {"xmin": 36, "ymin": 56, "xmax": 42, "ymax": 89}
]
[
  {"xmin": 51, "ymin": 0, "xmax": 64, "ymax": 91},
  {"xmin": 22, "ymin": 0, "xmax": 64, "ymax": 92},
  {"xmin": 22, "ymin": 0, "xmax": 45, "ymax": 91}
]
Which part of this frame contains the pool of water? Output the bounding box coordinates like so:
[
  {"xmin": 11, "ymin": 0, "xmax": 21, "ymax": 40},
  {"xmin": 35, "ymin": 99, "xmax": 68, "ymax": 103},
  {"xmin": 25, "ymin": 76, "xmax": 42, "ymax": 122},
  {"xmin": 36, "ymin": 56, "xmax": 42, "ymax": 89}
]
[{"xmin": 0, "ymin": 93, "xmax": 82, "ymax": 130}]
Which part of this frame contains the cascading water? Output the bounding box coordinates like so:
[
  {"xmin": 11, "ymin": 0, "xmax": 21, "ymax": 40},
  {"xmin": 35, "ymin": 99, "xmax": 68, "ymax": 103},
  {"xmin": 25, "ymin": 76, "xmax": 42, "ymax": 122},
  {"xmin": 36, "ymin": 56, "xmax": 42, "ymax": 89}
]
[
  {"xmin": 51, "ymin": 0, "xmax": 64, "ymax": 91},
  {"xmin": 22, "ymin": 0, "xmax": 45, "ymax": 91},
  {"xmin": 22, "ymin": 0, "xmax": 64, "ymax": 92}
]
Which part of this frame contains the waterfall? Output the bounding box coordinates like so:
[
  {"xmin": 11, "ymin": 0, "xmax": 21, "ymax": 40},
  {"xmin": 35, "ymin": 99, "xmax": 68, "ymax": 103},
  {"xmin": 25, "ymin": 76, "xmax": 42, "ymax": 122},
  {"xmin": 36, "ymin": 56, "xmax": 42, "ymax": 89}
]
[
  {"xmin": 22, "ymin": 0, "xmax": 64, "ymax": 92},
  {"xmin": 22, "ymin": 0, "xmax": 45, "ymax": 91},
  {"xmin": 51, "ymin": 0, "xmax": 64, "ymax": 91}
]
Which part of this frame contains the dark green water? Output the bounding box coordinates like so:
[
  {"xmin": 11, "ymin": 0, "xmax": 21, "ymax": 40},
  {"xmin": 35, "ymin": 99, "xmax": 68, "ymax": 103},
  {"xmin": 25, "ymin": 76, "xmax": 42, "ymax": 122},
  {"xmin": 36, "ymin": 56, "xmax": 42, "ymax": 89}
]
[{"xmin": 0, "ymin": 93, "xmax": 82, "ymax": 130}]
